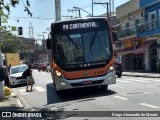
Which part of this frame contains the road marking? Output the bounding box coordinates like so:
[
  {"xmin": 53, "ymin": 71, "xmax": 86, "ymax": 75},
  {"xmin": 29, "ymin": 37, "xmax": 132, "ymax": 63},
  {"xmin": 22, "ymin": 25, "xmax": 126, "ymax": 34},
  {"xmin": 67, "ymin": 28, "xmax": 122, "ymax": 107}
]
[
  {"xmin": 34, "ymin": 86, "xmax": 46, "ymax": 92},
  {"xmin": 143, "ymin": 92, "xmax": 151, "ymax": 95},
  {"xmin": 34, "ymin": 73, "xmax": 39, "ymax": 74},
  {"xmin": 127, "ymin": 79, "xmax": 149, "ymax": 83},
  {"xmin": 18, "ymin": 89, "xmax": 29, "ymax": 95},
  {"xmin": 113, "ymin": 96, "xmax": 128, "ymax": 100},
  {"xmin": 140, "ymin": 103, "xmax": 160, "ymax": 109},
  {"xmin": 11, "ymin": 93, "xmax": 16, "ymax": 97},
  {"xmin": 152, "ymin": 80, "xmax": 160, "ymax": 82},
  {"xmin": 117, "ymin": 80, "xmax": 131, "ymax": 83},
  {"xmin": 16, "ymin": 99, "xmax": 23, "ymax": 107}
]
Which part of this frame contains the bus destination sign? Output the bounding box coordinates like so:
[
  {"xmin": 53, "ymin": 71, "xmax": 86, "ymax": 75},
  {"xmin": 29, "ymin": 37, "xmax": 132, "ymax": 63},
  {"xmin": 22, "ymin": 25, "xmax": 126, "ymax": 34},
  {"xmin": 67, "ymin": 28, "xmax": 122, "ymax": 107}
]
[{"xmin": 62, "ymin": 22, "xmax": 99, "ymax": 30}]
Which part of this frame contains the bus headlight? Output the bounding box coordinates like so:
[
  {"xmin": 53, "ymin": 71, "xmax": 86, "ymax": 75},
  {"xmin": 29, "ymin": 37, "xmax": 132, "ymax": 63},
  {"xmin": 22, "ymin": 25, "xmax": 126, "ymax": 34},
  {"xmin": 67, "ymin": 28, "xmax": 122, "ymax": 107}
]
[
  {"xmin": 55, "ymin": 71, "xmax": 64, "ymax": 78},
  {"xmin": 107, "ymin": 66, "xmax": 115, "ymax": 73},
  {"xmin": 109, "ymin": 66, "xmax": 114, "ymax": 71}
]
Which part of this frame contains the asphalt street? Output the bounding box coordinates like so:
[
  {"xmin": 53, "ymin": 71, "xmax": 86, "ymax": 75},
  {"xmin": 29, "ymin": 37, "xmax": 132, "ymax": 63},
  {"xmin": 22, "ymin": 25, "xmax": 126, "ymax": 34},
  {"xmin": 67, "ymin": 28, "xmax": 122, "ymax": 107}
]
[{"xmin": 11, "ymin": 70, "xmax": 160, "ymax": 120}]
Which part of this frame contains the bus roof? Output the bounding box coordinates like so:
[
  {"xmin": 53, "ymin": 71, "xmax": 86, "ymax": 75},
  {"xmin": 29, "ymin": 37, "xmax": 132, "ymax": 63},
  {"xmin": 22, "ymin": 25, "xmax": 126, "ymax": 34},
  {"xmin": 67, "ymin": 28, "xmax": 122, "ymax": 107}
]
[{"xmin": 52, "ymin": 17, "xmax": 108, "ymax": 24}]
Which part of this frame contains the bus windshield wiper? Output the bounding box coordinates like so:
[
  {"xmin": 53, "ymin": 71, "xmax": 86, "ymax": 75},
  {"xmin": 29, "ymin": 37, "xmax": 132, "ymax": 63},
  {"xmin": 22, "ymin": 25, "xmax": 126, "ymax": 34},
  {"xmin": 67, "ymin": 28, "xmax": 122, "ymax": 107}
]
[
  {"xmin": 66, "ymin": 35, "xmax": 78, "ymax": 49},
  {"xmin": 90, "ymin": 32, "xmax": 97, "ymax": 49}
]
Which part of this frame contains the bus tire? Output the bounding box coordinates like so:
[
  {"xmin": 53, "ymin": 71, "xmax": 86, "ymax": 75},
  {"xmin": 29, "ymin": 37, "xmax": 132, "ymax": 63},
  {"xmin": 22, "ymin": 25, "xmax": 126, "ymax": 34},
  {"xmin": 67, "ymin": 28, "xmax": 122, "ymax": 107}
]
[{"xmin": 101, "ymin": 85, "xmax": 108, "ymax": 91}]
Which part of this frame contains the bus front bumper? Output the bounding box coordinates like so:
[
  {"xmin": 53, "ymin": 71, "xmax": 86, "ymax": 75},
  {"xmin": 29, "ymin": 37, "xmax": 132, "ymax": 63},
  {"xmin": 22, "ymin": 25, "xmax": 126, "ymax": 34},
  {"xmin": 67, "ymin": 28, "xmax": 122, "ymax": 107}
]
[{"xmin": 55, "ymin": 71, "xmax": 116, "ymax": 91}]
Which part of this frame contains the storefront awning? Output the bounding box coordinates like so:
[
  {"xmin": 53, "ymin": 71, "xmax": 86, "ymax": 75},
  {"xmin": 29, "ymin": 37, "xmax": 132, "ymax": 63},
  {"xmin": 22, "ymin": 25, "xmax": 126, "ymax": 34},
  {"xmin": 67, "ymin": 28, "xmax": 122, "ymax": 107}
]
[
  {"xmin": 117, "ymin": 47, "xmax": 135, "ymax": 55},
  {"xmin": 134, "ymin": 40, "xmax": 156, "ymax": 54}
]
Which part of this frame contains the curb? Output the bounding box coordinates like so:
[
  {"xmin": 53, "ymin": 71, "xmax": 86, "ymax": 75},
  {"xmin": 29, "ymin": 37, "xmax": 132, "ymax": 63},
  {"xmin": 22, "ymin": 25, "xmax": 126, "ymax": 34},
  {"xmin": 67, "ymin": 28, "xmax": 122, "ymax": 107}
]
[{"xmin": 122, "ymin": 74, "xmax": 160, "ymax": 78}]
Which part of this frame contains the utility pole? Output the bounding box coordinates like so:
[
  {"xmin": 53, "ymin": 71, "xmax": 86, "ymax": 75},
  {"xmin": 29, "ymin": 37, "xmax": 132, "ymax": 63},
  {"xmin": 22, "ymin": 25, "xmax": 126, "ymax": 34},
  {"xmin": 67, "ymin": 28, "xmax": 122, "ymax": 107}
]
[
  {"xmin": 109, "ymin": 0, "xmax": 112, "ymax": 17},
  {"xmin": 55, "ymin": 0, "xmax": 61, "ymax": 21},
  {"xmin": 112, "ymin": 0, "xmax": 114, "ymax": 13},
  {"xmin": 94, "ymin": 2, "xmax": 110, "ymax": 20},
  {"xmin": 92, "ymin": 0, "xmax": 94, "ymax": 16}
]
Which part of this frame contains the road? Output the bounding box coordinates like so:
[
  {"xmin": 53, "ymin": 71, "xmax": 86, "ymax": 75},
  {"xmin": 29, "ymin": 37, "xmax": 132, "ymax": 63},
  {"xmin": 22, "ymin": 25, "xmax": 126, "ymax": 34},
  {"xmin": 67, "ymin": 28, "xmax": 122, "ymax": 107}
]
[{"xmin": 12, "ymin": 70, "xmax": 160, "ymax": 119}]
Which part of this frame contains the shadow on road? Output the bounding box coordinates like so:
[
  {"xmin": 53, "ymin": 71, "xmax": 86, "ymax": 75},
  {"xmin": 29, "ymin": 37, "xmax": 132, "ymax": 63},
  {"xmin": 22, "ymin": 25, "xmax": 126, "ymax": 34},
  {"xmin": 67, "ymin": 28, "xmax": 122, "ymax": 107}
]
[{"xmin": 46, "ymin": 83, "xmax": 116, "ymax": 105}]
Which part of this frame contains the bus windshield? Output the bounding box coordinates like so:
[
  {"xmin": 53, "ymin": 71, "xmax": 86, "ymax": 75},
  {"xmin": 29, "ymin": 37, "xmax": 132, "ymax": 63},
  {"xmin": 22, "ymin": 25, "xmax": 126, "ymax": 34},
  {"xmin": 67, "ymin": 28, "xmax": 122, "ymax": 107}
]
[{"xmin": 54, "ymin": 30, "xmax": 112, "ymax": 69}]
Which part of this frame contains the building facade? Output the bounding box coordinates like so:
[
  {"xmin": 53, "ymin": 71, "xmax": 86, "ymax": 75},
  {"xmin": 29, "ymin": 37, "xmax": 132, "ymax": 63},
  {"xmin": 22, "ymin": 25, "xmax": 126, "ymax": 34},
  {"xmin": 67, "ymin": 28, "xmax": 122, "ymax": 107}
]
[
  {"xmin": 115, "ymin": 0, "xmax": 160, "ymax": 72},
  {"xmin": 115, "ymin": 0, "xmax": 145, "ymax": 71},
  {"xmin": 138, "ymin": 0, "xmax": 160, "ymax": 72}
]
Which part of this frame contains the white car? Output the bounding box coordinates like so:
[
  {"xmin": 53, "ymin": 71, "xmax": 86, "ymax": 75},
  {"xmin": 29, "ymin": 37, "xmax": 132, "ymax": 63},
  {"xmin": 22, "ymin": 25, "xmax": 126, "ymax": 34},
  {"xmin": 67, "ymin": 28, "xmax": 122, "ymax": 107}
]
[{"xmin": 9, "ymin": 64, "xmax": 28, "ymax": 87}]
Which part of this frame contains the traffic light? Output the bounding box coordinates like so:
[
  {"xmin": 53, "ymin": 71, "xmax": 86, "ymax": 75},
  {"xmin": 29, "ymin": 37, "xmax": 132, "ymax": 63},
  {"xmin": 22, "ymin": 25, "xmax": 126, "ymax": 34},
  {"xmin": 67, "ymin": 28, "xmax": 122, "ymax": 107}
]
[{"xmin": 18, "ymin": 27, "xmax": 23, "ymax": 35}]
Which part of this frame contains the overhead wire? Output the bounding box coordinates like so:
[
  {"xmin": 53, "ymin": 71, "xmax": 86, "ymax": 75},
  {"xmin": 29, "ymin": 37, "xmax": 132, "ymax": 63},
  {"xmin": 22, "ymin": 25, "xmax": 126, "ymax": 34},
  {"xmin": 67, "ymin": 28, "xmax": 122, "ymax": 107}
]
[{"xmin": 7, "ymin": 16, "xmax": 55, "ymax": 20}]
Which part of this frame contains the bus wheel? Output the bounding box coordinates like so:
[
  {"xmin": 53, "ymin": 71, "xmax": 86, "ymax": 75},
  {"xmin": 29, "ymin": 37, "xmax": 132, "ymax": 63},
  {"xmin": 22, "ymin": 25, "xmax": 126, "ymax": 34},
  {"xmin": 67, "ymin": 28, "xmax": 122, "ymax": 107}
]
[{"xmin": 101, "ymin": 85, "xmax": 108, "ymax": 91}]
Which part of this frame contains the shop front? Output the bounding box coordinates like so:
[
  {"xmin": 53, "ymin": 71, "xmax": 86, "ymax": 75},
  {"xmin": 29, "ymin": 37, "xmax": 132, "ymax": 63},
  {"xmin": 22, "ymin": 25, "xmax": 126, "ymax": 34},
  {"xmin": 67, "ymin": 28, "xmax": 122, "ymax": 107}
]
[{"xmin": 118, "ymin": 37, "xmax": 146, "ymax": 71}]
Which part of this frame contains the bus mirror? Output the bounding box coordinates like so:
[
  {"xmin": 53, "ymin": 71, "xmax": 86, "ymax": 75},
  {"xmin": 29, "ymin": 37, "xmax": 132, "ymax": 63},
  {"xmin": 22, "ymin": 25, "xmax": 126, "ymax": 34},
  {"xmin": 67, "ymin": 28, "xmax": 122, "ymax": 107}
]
[
  {"xmin": 46, "ymin": 39, "xmax": 51, "ymax": 49},
  {"xmin": 112, "ymin": 32, "xmax": 118, "ymax": 41}
]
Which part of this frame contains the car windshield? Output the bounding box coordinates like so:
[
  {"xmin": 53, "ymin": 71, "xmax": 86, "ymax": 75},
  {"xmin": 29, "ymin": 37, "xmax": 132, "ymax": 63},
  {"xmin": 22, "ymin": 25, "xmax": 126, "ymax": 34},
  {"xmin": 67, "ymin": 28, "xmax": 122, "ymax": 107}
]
[
  {"xmin": 10, "ymin": 65, "xmax": 28, "ymax": 74},
  {"xmin": 54, "ymin": 30, "xmax": 112, "ymax": 68}
]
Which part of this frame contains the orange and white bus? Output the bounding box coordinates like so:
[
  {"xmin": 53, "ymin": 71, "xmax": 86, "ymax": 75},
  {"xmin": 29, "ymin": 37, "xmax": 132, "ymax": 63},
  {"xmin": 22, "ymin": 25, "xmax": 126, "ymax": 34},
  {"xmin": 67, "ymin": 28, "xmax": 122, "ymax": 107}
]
[{"xmin": 46, "ymin": 17, "xmax": 117, "ymax": 94}]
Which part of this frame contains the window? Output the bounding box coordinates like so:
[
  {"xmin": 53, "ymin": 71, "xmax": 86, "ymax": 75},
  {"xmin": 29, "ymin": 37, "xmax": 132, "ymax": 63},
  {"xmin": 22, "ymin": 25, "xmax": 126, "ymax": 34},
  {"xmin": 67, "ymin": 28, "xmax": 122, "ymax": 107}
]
[
  {"xmin": 125, "ymin": 22, "xmax": 129, "ymax": 28},
  {"xmin": 134, "ymin": 19, "xmax": 139, "ymax": 26},
  {"xmin": 148, "ymin": 11, "xmax": 156, "ymax": 30}
]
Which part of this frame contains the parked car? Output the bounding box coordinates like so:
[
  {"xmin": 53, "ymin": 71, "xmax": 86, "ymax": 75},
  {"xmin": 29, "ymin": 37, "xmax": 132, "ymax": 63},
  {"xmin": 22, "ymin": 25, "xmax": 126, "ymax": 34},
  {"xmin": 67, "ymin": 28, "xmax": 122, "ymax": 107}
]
[
  {"xmin": 115, "ymin": 58, "xmax": 122, "ymax": 78},
  {"xmin": 9, "ymin": 64, "xmax": 28, "ymax": 87}
]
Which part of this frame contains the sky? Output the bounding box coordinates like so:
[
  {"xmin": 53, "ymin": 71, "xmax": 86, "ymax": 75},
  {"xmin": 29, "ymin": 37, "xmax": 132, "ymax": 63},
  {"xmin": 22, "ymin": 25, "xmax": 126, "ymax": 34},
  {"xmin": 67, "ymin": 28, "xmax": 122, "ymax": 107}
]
[{"xmin": 8, "ymin": 0, "xmax": 129, "ymax": 42}]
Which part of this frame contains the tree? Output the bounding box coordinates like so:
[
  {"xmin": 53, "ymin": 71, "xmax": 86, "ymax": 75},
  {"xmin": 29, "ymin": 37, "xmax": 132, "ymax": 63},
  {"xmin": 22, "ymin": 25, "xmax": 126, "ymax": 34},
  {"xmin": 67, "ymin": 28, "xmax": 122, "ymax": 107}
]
[
  {"xmin": 0, "ymin": 0, "xmax": 31, "ymax": 30},
  {"xmin": 1, "ymin": 32, "xmax": 26, "ymax": 53}
]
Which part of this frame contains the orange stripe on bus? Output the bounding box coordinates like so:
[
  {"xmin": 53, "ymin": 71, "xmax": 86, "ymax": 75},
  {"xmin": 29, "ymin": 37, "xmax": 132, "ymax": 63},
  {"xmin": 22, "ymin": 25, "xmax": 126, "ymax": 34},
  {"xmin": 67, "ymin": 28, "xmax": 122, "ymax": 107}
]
[{"xmin": 52, "ymin": 57, "xmax": 114, "ymax": 80}]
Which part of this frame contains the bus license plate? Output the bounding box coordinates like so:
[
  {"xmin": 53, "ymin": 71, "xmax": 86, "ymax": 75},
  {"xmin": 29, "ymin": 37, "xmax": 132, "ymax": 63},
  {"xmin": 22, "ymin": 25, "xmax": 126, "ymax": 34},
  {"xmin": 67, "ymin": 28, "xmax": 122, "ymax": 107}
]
[{"xmin": 82, "ymin": 81, "xmax": 92, "ymax": 85}]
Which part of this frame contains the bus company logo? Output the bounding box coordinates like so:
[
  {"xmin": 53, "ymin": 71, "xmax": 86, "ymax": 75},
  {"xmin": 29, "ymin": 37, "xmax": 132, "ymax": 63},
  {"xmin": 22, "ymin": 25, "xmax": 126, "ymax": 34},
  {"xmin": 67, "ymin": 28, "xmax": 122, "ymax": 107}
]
[
  {"xmin": 83, "ymin": 71, "xmax": 88, "ymax": 77},
  {"xmin": 2, "ymin": 112, "xmax": 11, "ymax": 117}
]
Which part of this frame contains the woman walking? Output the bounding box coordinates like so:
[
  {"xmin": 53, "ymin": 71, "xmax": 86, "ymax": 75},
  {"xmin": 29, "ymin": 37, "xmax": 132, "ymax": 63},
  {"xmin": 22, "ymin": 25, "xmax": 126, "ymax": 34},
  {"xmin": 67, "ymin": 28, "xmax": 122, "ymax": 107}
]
[{"xmin": 24, "ymin": 65, "xmax": 34, "ymax": 92}]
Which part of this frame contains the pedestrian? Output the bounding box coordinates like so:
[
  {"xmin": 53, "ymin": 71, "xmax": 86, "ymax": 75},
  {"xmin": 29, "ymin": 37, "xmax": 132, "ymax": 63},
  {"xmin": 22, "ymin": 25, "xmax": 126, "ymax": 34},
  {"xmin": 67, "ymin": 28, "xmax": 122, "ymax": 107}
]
[
  {"xmin": 8, "ymin": 64, "xmax": 11, "ymax": 72},
  {"xmin": 23, "ymin": 64, "xmax": 34, "ymax": 92},
  {"xmin": 2, "ymin": 63, "xmax": 10, "ymax": 87}
]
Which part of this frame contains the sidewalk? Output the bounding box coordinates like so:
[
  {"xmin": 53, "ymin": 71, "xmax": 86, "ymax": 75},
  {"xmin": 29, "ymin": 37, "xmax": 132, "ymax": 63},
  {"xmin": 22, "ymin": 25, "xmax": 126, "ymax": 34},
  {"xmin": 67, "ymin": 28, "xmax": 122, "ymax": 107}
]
[
  {"xmin": 122, "ymin": 71, "xmax": 160, "ymax": 78},
  {"xmin": 0, "ymin": 93, "xmax": 29, "ymax": 120},
  {"xmin": 0, "ymin": 93, "xmax": 24, "ymax": 111}
]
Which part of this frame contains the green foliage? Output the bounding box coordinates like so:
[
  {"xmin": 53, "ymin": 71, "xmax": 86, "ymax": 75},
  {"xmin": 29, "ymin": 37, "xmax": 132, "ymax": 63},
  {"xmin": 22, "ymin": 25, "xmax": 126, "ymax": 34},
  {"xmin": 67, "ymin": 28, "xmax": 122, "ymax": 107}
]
[
  {"xmin": 0, "ymin": 0, "xmax": 31, "ymax": 30},
  {"xmin": 1, "ymin": 32, "xmax": 26, "ymax": 53}
]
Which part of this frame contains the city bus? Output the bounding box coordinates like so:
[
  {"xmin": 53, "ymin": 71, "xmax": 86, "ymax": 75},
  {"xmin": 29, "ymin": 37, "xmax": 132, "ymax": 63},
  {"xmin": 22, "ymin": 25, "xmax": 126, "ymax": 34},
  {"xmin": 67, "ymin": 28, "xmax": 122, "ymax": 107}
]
[{"xmin": 46, "ymin": 17, "xmax": 117, "ymax": 94}]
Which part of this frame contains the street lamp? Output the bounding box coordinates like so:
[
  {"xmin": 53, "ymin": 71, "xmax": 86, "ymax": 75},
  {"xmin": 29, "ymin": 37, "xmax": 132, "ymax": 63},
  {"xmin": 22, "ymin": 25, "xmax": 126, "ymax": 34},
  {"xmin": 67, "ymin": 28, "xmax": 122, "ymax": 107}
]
[{"xmin": 73, "ymin": 7, "xmax": 92, "ymax": 17}]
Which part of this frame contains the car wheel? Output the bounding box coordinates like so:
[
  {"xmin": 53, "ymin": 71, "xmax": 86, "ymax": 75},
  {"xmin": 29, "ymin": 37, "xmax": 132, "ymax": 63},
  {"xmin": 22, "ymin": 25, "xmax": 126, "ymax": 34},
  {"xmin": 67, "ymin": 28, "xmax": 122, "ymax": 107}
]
[
  {"xmin": 101, "ymin": 85, "xmax": 108, "ymax": 91},
  {"xmin": 117, "ymin": 73, "xmax": 122, "ymax": 78}
]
